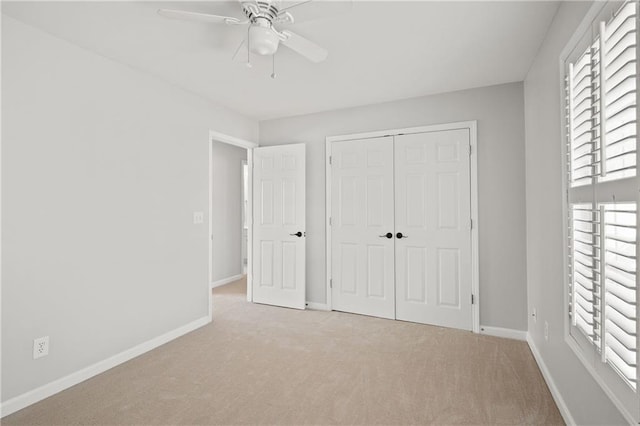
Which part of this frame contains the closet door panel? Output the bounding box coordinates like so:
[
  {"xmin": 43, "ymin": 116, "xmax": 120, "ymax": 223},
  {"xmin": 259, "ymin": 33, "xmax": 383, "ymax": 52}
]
[
  {"xmin": 331, "ymin": 137, "xmax": 395, "ymax": 319},
  {"xmin": 394, "ymin": 129, "xmax": 472, "ymax": 330}
]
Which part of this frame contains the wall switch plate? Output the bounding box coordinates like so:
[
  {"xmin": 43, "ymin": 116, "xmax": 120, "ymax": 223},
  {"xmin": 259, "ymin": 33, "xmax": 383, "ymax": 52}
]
[
  {"xmin": 33, "ymin": 336, "xmax": 49, "ymax": 359},
  {"xmin": 193, "ymin": 211, "xmax": 204, "ymax": 224},
  {"xmin": 544, "ymin": 321, "xmax": 549, "ymax": 341}
]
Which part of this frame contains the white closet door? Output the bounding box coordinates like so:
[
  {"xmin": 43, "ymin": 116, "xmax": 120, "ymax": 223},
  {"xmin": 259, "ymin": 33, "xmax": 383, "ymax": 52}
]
[
  {"xmin": 331, "ymin": 137, "xmax": 395, "ymax": 319},
  {"xmin": 394, "ymin": 130, "xmax": 472, "ymax": 330},
  {"xmin": 252, "ymin": 144, "xmax": 306, "ymax": 309}
]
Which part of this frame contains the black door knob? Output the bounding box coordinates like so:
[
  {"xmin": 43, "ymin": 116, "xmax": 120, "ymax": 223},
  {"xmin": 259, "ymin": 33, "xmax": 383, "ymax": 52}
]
[
  {"xmin": 379, "ymin": 232, "xmax": 393, "ymax": 239},
  {"xmin": 396, "ymin": 232, "xmax": 406, "ymax": 239},
  {"xmin": 290, "ymin": 231, "xmax": 303, "ymax": 237}
]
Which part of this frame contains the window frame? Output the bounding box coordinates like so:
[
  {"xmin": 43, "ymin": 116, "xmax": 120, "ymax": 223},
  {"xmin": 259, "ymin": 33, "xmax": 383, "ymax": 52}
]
[{"xmin": 560, "ymin": 1, "xmax": 640, "ymax": 423}]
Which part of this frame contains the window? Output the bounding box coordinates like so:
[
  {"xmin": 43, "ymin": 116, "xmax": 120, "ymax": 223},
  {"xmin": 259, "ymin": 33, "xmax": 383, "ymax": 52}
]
[{"xmin": 564, "ymin": 0, "xmax": 639, "ymax": 419}]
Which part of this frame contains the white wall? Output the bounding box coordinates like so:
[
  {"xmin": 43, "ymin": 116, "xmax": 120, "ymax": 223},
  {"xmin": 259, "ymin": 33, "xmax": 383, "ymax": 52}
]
[
  {"xmin": 523, "ymin": 2, "xmax": 626, "ymax": 424},
  {"xmin": 1, "ymin": 16, "xmax": 257, "ymax": 403},
  {"xmin": 211, "ymin": 141, "xmax": 246, "ymax": 282},
  {"xmin": 259, "ymin": 82, "xmax": 527, "ymax": 331}
]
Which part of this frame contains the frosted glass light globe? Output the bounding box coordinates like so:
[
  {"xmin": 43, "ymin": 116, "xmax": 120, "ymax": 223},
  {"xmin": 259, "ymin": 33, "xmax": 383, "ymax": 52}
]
[{"xmin": 249, "ymin": 22, "xmax": 279, "ymax": 56}]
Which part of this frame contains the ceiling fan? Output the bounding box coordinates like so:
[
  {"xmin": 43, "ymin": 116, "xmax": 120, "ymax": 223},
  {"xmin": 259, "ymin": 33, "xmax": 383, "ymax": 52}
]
[{"xmin": 158, "ymin": 0, "xmax": 341, "ymax": 71}]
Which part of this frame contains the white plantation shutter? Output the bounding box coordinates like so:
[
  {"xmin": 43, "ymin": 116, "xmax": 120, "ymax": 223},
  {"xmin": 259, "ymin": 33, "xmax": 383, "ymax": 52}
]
[
  {"xmin": 568, "ymin": 47, "xmax": 597, "ymax": 186},
  {"xmin": 603, "ymin": 203, "xmax": 637, "ymax": 388},
  {"xmin": 565, "ymin": 0, "xmax": 639, "ymax": 405},
  {"xmin": 602, "ymin": 1, "xmax": 637, "ymax": 181},
  {"xmin": 570, "ymin": 204, "xmax": 599, "ymax": 343}
]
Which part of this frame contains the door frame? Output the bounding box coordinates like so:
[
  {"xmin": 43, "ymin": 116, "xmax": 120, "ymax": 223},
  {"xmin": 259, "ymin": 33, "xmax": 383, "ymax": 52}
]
[
  {"xmin": 325, "ymin": 121, "xmax": 479, "ymax": 333},
  {"xmin": 241, "ymin": 159, "xmax": 249, "ymax": 275},
  {"xmin": 209, "ymin": 130, "xmax": 258, "ymax": 321}
]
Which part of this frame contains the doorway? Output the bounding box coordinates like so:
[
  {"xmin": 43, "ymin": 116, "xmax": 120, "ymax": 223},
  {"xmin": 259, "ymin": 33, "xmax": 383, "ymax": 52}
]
[
  {"xmin": 208, "ymin": 131, "xmax": 257, "ymax": 318},
  {"xmin": 208, "ymin": 132, "xmax": 308, "ymax": 314}
]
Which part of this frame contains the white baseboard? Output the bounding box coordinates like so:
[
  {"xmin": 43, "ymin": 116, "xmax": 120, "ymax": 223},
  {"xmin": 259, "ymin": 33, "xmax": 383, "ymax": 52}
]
[
  {"xmin": 0, "ymin": 316, "xmax": 210, "ymax": 418},
  {"xmin": 526, "ymin": 333, "xmax": 575, "ymax": 426},
  {"xmin": 479, "ymin": 325, "xmax": 527, "ymax": 341},
  {"xmin": 305, "ymin": 302, "xmax": 330, "ymax": 311},
  {"xmin": 210, "ymin": 274, "xmax": 244, "ymax": 289}
]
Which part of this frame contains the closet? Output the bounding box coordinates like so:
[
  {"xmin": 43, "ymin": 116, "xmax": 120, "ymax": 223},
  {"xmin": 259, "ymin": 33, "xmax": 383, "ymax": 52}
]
[{"xmin": 329, "ymin": 126, "xmax": 474, "ymax": 330}]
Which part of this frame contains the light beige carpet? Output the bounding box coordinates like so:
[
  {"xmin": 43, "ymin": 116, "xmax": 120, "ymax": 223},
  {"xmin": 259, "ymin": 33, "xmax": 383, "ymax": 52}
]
[{"xmin": 4, "ymin": 277, "xmax": 563, "ymax": 425}]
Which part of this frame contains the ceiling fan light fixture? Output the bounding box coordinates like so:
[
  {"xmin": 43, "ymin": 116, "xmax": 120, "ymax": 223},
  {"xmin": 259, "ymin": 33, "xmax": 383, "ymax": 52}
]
[
  {"xmin": 159, "ymin": 2, "xmax": 333, "ymax": 64},
  {"xmin": 249, "ymin": 20, "xmax": 280, "ymax": 56}
]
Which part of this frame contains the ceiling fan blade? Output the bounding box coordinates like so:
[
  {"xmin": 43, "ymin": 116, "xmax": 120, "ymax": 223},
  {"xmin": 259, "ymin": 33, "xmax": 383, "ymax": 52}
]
[
  {"xmin": 277, "ymin": 0, "xmax": 353, "ymax": 25},
  {"xmin": 157, "ymin": 9, "xmax": 244, "ymax": 25},
  {"xmin": 281, "ymin": 30, "xmax": 328, "ymax": 63},
  {"xmin": 278, "ymin": 0, "xmax": 313, "ymax": 14}
]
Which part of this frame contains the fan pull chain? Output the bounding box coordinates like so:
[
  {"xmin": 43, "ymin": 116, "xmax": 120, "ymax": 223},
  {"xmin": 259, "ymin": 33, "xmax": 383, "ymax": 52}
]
[
  {"xmin": 271, "ymin": 54, "xmax": 277, "ymax": 79},
  {"xmin": 246, "ymin": 26, "xmax": 252, "ymax": 68}
]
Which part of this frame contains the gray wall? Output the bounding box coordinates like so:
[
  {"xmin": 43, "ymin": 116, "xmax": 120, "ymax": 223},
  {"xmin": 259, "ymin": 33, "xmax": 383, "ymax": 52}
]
[
  {"xmin": 211, "ymin": 141, "xmax": 247, "ymax": 282},
  {"xmin": 259, "ymin": 82, "xmax": 527, "ymax": 331},
  {"xmin": 1, "ymin": 16, "xmax": 257, "ymax": 402},
  {"xmin": 523, "ymin": 1, "xmax": 626, "ymax": 424}
]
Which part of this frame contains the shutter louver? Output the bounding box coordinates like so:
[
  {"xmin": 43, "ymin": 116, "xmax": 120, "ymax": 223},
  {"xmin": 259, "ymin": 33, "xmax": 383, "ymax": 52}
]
[
  {"xmin": 602, "ymin": 1, "xmax": 637, "ymax": 181},
  {"xmin": 570, "ymin": 204, "xmax": 600, "ymax": 343},
  {"xmin": 603, "ymin": 203, "xmax": 637, "ymax": 389},
  {"xmin": 568, "ymin": 47, "xmax": 598, "ymax": 187}
]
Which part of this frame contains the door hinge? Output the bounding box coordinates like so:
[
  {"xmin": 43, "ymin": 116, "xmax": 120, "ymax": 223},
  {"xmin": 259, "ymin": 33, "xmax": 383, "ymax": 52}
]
[
  {"xmin": 470, "ymin": 218, "xmax": 473, "ymax": 230},
  {"xmin": 329, "ymin": 155, "xmax": 332, "ymax": 165},
  {"xmin": 468, "ymin": 144, "xmax": 472, "ymax": 156},
  {"xmin": 329, "ymin": 217, "xmax": 332, "ymax": 226},
  {"xmin": 329, "ymin": 278, "xmax": 333, "ymax": 288},
  {"xmin": 471, "ymin": 294, "xmax": 475, "ymax": 305}
]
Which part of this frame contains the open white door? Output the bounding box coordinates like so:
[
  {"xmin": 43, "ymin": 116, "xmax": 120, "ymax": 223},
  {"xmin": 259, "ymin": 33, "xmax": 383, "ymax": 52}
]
[{"xmin": 252, "ymin": 144, "xmax": 306, "ymax": 309}]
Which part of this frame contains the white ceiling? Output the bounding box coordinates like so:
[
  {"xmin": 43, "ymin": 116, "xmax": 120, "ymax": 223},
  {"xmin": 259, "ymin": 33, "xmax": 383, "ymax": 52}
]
[{"xmin": 2, "ymin": 1, "xmax": 559, "ymax": 121}]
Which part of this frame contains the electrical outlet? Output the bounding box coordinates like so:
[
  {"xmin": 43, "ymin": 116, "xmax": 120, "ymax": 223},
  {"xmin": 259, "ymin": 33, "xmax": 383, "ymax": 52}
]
[
  {"xmin": 193, "ymin": 211, "xmax": 204, "ymax": 224},
  {"xmin": 544, "ymin": 321, "xmax": 549, "ymax": 341},
  {"xmin": 532, "ymin": 308, "xmax": 537, "ymax": 323},
  {"xmin": 33, "ymin": 336, "xmax": 49, "ymax": 359}
]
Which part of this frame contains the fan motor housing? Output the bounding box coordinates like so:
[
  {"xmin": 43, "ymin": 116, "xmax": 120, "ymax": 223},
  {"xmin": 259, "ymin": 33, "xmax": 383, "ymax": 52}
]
[{"xmin": 242, "ymin": 0, "xmax": 279, "ymax": 23}]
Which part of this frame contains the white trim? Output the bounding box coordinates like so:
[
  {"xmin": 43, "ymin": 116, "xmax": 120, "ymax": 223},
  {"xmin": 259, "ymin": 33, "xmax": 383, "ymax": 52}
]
[
  {"xmin": 325, "ymin": 121, "xmax": 476, "ymax": 144},
  {"xmin": 558, "ymin": 2, "xmax": 607, "ymax": 63},
  {"xmin": 0, "ymin": 6, "xmax": 4, "ymax": 410},
  {"xmin": 325, "ymin": 140, "xmax": 333, "ymax": 310},
  {"xmin": 209, "ymin": 130, "xmax": 258, "ymax": 150},
  {"xmin": 306, "ymin": 302, "xmax": 330, "ymax": 311},
  {"xmin": 241, "ymin": 159, "xmax": 248, "ymax": 276},
  {"xmin": 210, "ymin": 274, "xmax": 245, "ymax": 290},
  {"xmin": 247, "ymin": 149, "xmax": 254, "ymax": 303},
  {"xmin": 208, "ymin": 135, "xmax": 213, "ymax": 321},
  {"xmin": 325, "ymin": 121, "xmax": 480, "ymax": 333},
  {"xmin": 527, "ymin": 333, "xmax": 576, "ymax": 426},
  {"xmin": 469, "ymin": 121, "xmax": 479, "ymax": 333},
  {"xmin": 0, "ymin": 316, "xmax": 209, "ymax": 418},
  {"xmin": 209, "ymin": 131, "xmax": 256, "ymax": 304},
  {"xmin": 479, "ymin": 326, "xmax": 527, "ymax": 341}
]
